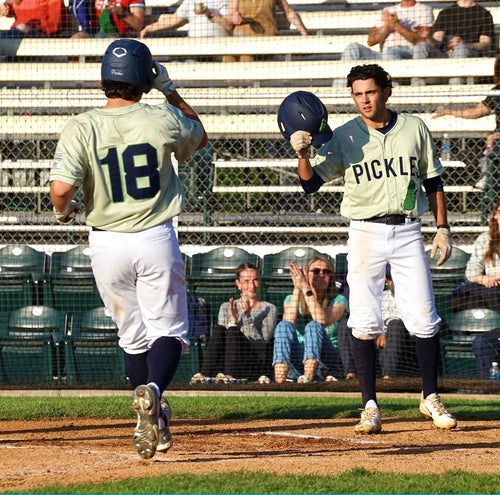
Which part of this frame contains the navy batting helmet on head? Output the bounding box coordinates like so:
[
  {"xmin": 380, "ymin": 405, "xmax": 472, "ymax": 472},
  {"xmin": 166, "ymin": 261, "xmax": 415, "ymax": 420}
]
[
  {"xmin": 101, "ymin": 39, "xmax": 155, "ymax": 94},
  {"xmin": 277, "ymin": 91, "xmax": 333, "ymax": 146}
]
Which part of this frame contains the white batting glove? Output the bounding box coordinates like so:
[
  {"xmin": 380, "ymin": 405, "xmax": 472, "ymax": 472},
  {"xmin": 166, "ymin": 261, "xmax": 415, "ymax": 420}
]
[
  {"xmin": 152, "ymin": 60, "xmax": 176, "ymax": 96},
  {"xmin": 431, "ymin": 227, "xmax": 452, "ymax": 266},
  {"xmin": 290, "ymin": 130, "xmax": 312, "ymax": 158},
  {"xmin": 53, "ymin": 200, "xmax": 78, "ymax": 225}
]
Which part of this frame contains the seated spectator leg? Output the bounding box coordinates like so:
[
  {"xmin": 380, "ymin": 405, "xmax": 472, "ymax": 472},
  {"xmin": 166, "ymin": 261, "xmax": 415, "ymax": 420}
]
[
  {"xmin": 472, "ymin": 331, "xmax": 500, "ymax": 379},
  {"xmin": 303, "ymin": 321, "xmax": 326, "ymax": 380},
  {"xmin": 448, "ymin": 44, "xmax": 476, "ymax": 85},
  {"xmin": 224, "ymin": 326, "xmax": 263, "ymax": 380},
  {"xmin": 273, "ymin": 320, "xmax": 302, "ymax": 382},
  {"xmin": 340, "ymin": 43, "xmax": 380, "ymax": 61},
  {"xmin": 337, "ymin": 320, "xmax": 357, "ymax": 378},
  {"xmin": 200, "ymin": 324, "xmax": 226, "ymax": 378}
]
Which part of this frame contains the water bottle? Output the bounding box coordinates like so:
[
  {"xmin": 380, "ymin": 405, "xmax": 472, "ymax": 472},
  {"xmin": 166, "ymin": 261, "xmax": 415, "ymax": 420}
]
[
  {"xmin": 440, "ymin": 133, "xmax": 451, "ymax": 161},
  {"xmin": 489, "ymin": 361, "xmax": 500, "ymax": 381}
]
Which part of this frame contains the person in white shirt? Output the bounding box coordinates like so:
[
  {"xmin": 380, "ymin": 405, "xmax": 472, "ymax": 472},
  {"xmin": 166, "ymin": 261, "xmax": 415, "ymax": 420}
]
[{"xmin": 140, "ymin": 0, "xmax": 233, "ymax": 38}]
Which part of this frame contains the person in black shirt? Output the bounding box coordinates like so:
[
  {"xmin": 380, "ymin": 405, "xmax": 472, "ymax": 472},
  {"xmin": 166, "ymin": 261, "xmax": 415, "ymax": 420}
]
[{"xmin": 432, "ymin": 0, "xmax": 495, "ymax": 84}]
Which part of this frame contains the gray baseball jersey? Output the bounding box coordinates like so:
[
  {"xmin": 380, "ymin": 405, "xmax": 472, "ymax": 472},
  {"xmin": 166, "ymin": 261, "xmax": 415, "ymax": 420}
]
[
  {"xmin": 50, "ymin": 101, "xmax": 204, "ymax": 232},
  {"xmin": 311, "ymin": 112, "xmax": 444, "ymax": 220}
]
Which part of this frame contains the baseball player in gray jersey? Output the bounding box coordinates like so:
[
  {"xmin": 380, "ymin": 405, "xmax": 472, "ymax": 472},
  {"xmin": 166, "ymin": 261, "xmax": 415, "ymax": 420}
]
[
  {"xmin": 49, "ymin": 39, "xmax": 207, "ymax": 458},
  {"xmin": 279, "ymin": 64, "xmax": 457, "ymax": 433}
]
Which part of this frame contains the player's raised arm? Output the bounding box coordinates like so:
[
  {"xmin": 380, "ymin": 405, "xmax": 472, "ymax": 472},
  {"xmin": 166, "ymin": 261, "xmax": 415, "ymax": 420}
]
[{"xmin": 152, "ymin": 60, "xmax": 208, "ymax": 150}]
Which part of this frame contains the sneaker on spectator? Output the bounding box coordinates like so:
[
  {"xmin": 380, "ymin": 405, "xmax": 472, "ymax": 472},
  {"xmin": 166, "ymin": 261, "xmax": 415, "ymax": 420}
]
[
  {"xmin": 258, "ymin": 375, "xmax": 271, "ymax": 384},
  {"xmin": 419, "ymin": 393, "xmax": 457, "ymax": 430},
  {"xmin": 297, "ymin": 374, "xmax": 311, "ymax": 383},
  {"xmin": 157, "ymin": 397, "xmax": 173, "ymax": 453},
  {"xmin": 474, "ymin": 174, "xmax": 487, "ymax": 191},
  {"xmin": 354, "ymin": 407, "xmax": 382, "ymax": 434},
  {"xmin": 190, "ymin": 372, "xmax": 206, "ymax": 384},
  {"xmin": 132, "ymin": 384, "xmax": 160, "ymax": 459},
  {"xmin": 325, "ymin": 375, "xmax": 338, "ymax": 382},
  {"xmin": 215, "ymin": 373, "xmax": 230, "ymax": 383}
]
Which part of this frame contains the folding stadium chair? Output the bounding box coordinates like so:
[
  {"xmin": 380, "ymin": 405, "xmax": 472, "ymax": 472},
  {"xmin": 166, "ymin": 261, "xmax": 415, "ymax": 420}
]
[
  {"xmin": 47, "ymin": 246, "xmax": 104, "ymax": 313},
  {"xmin": 440, "ymin": 308, "xmax": 500, "ymax": 378},
  {"xmin": 261, "ymin": 247, "xmax": 332, "ymax": 317},
  {"xmin": 426, "ymin": 247, "xmax": 470, "ymax": 320},
  {"xmin": 0, "ymin": 245, "xmax": 46, "ymax": 311},
  {"xmin": 0, "ymin": 305, "xmax": 66, "ymax": 384},
  {"xmin": 64, "ymin": 306, "xmax": 126, "ymax": 384}
]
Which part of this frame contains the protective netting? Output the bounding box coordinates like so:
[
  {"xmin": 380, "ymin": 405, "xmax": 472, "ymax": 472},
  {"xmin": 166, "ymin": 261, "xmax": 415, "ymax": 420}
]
[{"xmin": 0, "ymin": 0, "xmax": 499, "ymax": 388}]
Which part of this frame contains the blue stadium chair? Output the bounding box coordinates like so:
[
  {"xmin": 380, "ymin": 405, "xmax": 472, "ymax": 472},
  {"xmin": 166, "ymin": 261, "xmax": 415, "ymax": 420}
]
[
  {"xmin": 0, "ymin": 245, "xmax": 46, "ymax": 311},
  {"xmin": 0, "ymin": 305, "xmax": 66, "ymax": 384},
  {"xmin": 63, "ymin": 306, "xmax": 126, "ymax": 384},
  {"xmin": 47, "ymin": 246, "xmax": 104, "ymax": 313}
]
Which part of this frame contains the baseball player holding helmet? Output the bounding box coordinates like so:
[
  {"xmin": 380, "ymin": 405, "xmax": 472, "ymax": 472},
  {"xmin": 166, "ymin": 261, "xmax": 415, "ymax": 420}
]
[
  {"xmin": 278, "ymin": 65, "xmax": 457, "ymax": 433},
  {"xmin": 49, "ymin": 39, "xmax": 207, "ymax": 458}
]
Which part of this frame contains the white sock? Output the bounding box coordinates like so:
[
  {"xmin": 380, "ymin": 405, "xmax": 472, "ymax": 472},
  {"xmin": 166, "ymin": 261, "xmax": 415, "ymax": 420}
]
[
  {"xmin": 365, "ymin": 399, "xmax": 378, "ymax": 410},
  {"xmin": 425, "ymin": 392, "xmax": 437, "ymax": 400}
]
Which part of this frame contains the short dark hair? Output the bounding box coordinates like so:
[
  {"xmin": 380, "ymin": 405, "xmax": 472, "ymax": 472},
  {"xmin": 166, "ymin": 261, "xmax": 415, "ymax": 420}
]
[
  {"xmin": 101, "ymin": 80, "xmax": 143, "ymax": 101},
  {"xmin": 347, "ymin": 64, "xmax": 393, "ymax": 90}
]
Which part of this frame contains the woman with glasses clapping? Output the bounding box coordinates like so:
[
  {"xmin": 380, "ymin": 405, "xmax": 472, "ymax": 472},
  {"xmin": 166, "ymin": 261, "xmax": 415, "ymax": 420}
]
[{"xmin": 272, "ymin": 256, "xmax": 348, "ymax": 383}]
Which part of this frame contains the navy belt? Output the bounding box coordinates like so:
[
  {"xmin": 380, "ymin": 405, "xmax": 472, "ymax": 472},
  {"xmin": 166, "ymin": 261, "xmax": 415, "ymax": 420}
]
[{"xmin": 363, "ymin": 215, "xmax": 413, "ymax": 225}]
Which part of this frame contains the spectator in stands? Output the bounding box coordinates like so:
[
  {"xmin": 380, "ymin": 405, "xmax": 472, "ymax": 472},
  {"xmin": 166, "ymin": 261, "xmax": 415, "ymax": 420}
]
[
  {"xmin": 68, "ymin": 0, "xmax": 99, "ymax": 37},
  {"xmin": 225, "ymin": 0, "xmax": 307, "ymax": 62},
  {"xmin": 339, "ymin": 0, "xmax": 435, "ymax": 82},
  {"xmin": 0, "ymin": 0, "xmax": 70, "ymax": 37},
  {"xmin": 450, "ymin": 200, "xmax": 500, "ymax": 312},
  {"xmin": 273, "ymin": 256, "xmax": 347, "ymax": 383},
  {"xmin": 191, "ymin": 263, "xmax": 277, "ymax": 383},
  {"xmin": 140, "ymin": 0, "xmax": 233, "ymax": 39},
  {"xmin": 431, "ymin": 0, "xmax": 495, "ymax": 85},
  {"xmin": 70, "ymin": 0, "xmax": 145, "ymax": 38},
  {"xmin": 337, "ymin": 266, "xmax": 417, "ymax": 380},
  {"xmin": 432, "ymin": 53, "xmax": 500, "ymax": 191}
]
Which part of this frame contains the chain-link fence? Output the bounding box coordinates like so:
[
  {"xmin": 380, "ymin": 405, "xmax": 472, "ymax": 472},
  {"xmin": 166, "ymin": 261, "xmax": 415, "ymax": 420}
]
[{"xmin": 1, "ymin": 2, "xmax": 500, "ymax": 389}]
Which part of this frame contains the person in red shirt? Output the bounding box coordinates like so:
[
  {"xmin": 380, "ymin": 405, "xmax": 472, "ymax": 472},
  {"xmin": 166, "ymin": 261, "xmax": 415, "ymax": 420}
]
[
  {"xmin": 0, "ymin": 0, "xmax": 69, "ymax": 37},
  {"xmin": 71, "ymin": 0, "xmax": 144, "ymax": 37}
]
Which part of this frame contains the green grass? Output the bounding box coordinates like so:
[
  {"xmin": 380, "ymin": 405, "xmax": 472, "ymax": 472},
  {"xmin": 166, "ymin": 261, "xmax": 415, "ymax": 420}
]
[
  {"xmin": 2, "ymin": 395, "xmax": 499, "ymax": 494},
  {"xmin": 0, "ymin": 395, "xmax": 498, "ymax": 421},
  {"xmin": 24, "ymin": 469, "xmax": 500, "ymax": 494}
]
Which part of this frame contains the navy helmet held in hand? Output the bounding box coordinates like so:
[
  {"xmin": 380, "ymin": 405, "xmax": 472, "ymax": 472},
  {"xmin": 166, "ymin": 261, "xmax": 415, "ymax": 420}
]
[
  {"xmin": 277, "ymin": 91, "xmax": 333, "ymax": 146},
  {"xmin": 101, "ymin": 39, "xmax": 155, "ymax": 94}
]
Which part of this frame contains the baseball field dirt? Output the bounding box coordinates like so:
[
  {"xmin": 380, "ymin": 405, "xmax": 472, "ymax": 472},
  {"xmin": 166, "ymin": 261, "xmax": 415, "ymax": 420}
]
[{"xmin": 1, "ymin": 414, "xmax": 499, "ymax": 492}]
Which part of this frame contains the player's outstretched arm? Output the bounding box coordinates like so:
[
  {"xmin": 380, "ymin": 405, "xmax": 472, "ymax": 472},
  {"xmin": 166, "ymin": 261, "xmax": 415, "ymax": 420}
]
[{"xmin": 428, "ymin": 190, "xmax": 452, "ymax": 266}]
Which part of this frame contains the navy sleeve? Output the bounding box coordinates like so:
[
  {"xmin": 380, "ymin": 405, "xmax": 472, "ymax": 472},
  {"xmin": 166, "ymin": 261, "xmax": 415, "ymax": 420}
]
[
  {"xmin": 423, "ymin": 176, "xmax": 444, "ymax": 194},
  {"xmin": 299, "ymin": 170, "xmax": 325, "ymax": 194}
]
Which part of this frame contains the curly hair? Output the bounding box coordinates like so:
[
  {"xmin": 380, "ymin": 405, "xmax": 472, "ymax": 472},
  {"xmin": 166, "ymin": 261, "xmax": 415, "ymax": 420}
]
[
  {"xmin": 299, "ymin": 256, "xmax": 338, "ymax": 317},
  {"xmin": 485, "ymin": 200, "xmax": 500, "ymax": 266},
  {"xmin": 347, "ymin": 64, "xmax": 393, "ymax": 90},
  {"xmin": 101, "ymin": 81, "xmax": 142, "ymax": 101}
]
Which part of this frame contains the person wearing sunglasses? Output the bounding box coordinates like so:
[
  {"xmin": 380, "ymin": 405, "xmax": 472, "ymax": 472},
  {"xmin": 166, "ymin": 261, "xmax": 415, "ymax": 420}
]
[{"xmin": 273, "ymin": 256, "xmax": 348, "ymax": 383}]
